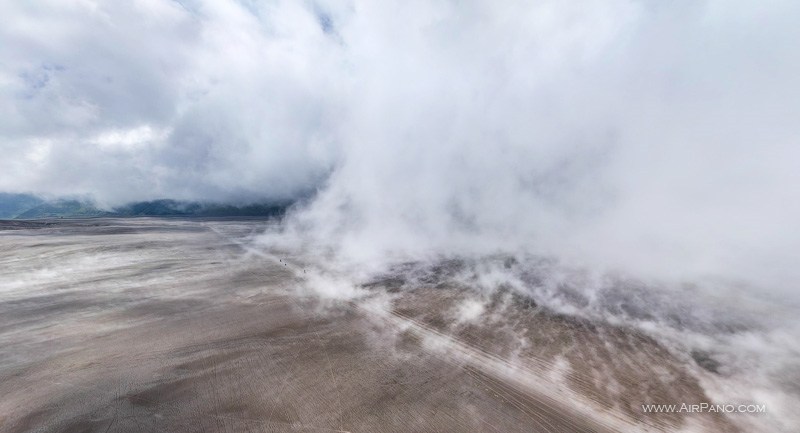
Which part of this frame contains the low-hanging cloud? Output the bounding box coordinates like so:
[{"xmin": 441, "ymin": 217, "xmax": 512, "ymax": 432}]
[
  {"xmin": 2, "ymin": 0, "xmax": 800, "ymax": 292},
  {"xmin": 1, "ymin": 0, "xmax": 342, "ymax": 204}
]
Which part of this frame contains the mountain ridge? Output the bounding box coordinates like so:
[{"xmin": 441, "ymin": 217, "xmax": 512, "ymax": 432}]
[{"xmin": 0, "ymin": 194, "xmax": 290, "ymax": 219}]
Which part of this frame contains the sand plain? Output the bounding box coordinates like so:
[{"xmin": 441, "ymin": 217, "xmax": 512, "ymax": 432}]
[{"xmin": 0, "ymin": 219, "xmax": 740, "ymax": 432}]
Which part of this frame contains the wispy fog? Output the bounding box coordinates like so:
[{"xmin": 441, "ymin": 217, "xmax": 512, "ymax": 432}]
[{"xmin": 3, "ymin": 1, "xmax": 799, "ymax": 292}]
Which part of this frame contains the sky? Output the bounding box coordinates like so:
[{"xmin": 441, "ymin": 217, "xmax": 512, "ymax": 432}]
[{"xmin": 2, "ymin": 0, "xmax": 800, "ymax": 290}]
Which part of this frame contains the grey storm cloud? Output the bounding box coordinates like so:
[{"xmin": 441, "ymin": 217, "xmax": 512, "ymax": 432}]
[
  {"xmin": 2, "ymin": 0, "xmax": 800, "ymax": 291},
  {"xmin": 1, "ymin": 0, "xmax": 343, "ymax": 203}
]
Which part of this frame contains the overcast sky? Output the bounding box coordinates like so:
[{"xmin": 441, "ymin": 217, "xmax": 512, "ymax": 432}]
[{"xmin": 2, "ymin": 0, "xmax": 800, "ymax": 289}]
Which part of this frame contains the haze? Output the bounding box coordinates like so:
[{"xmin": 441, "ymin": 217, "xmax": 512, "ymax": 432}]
[{"xmin": 1, "ymin": 1, "xmax": 799, "ymax": 432}]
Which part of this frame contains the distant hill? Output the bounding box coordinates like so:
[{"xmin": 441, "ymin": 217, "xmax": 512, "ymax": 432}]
[
  {"xmin": 0, "ymin": 193, "xmax": 45, "ymax": 218},
  {"xmin": 15, "ymin": 199, "xmax": 112, "ymax": 218},
  {"xmin": 113, "ymin": 199, "xmax": 289, "ymax": 217},
  {"xmin": 0, "ymin": 195, "xmax": 291, "ymax": 219}
]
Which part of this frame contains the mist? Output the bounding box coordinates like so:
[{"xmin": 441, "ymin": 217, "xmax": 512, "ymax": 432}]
[
  {"xmin": 4, "ymin": 0, "xmax": 800, "ymax": 408},
  {"xmin": 283, "ymin": 0, "xmax": 800, "ymax": 296},
  {"xmin": 4, "ymin": 0, "xmax": 798, "ymax": 291},
  {"xmin": 4, "ymin": 3, "xmax": 800, "ymax": 431}
]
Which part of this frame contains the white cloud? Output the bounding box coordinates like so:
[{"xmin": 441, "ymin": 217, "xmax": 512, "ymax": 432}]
[{"xmin": 1, "ymin": 0, "xmax": 800, "ymax": 292}]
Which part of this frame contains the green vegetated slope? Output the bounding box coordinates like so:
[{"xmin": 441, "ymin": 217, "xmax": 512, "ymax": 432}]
[{"xmin": 0, "ymin": 195, "xmax": 290, "ymax": 219}]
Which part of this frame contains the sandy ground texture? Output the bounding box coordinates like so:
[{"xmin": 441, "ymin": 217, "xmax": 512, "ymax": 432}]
[{"xmin": 0, "ymin": 219, "xmax": 748, "ymax": 432}]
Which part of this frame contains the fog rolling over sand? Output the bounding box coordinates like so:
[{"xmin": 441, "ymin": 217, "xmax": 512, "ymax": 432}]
[
  {"xmin": 0, "ymin": 219, "xmax": 794, "ymax": 432},
  {"xmin": 2, "ymin": 0, "xmax": 800, "ymax": 432}
]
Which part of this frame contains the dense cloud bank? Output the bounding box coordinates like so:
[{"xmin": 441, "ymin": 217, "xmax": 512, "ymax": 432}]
[
  {"xmin": 1, "ymin": 0, "xmax": 341, "ymax": 204},
  {"xmin": 2, "ymin": 0, "xmax": 800, "ymax": 291}
]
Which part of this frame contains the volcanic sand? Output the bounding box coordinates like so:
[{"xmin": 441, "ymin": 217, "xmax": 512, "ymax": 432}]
[{"xmin": 0, "ymin": 219, "xmax": 735, "ymax": 432}]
